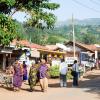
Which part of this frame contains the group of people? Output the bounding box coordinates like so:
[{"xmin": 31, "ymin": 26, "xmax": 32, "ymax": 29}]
[
  {"xmin": 59, "ymin": 59, "xmax": 79, "ymax": 87},
  {"xmin": 5, "ymin": 58, "xmax": 80, "ymax": 92},
  {"xmin": 5, "ymin": 59, "xmax": 49, "ymax": 92}
]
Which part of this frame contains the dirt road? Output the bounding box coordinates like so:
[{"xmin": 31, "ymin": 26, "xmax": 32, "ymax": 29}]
[{"xmin": 0, "ymin": 70, "xmax": 100, "ymax": 100}]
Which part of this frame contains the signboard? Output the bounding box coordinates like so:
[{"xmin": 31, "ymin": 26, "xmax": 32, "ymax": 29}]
[
  {"xmin": 30, "ymin": 50, "xmax": 40, "ymax": 58},
  {"xmin": 65, "ymin": 57, "xmax": 78, "ymax": 64}
]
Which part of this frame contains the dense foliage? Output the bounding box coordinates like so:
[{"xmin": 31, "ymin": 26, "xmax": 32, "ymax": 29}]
[
  {"xmin": 49, "ymin": 65, "xmax": 73, "ymax": 79},
  {"xmin": 49, "ymin": 25, "xmax": 100, "ymax": 44},
  {"xmin": 22, "ymin": 26, "xmax": 66, "ymax": 45},
  {"xmin": 0, "ymin": 0, "xmax": 59, "ymax": 28},
  {"xmin": 50, "ymin": 65, "xmax": 60, "ymax": 78},
  {"xmin": 0, "ymin": 1, "xmax": 99, "ymax": 46},
  {"xmin": 22, "ymin": 24, "xmax": 100, "ymax": 45},
  {"xmin": 0, "ymin": 0, "xmax": 60, "ymax": 46},
  {"xmin": 0, "ymin": 14, "xmax": 19, "ymax": 46}
]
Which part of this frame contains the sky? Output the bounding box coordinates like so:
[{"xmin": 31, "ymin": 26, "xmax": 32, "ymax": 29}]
[{"xmin": 12, "ymin": 0, "xmax": 100, "ymax": 22}]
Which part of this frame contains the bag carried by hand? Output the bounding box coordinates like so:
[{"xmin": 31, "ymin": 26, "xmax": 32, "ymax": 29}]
[
  {"xmin": 71, "ymin": 64, "xmax": 77, "ymax": 76},
  {"xmin": 71, "ymin": 71, "xmax": 76, "ymax": 76}
]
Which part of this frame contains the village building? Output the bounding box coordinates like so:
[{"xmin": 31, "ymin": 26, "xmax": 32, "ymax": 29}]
[
  {"xmin": 64, "ymin": 41, "xmax": 100, "ymax": 69},
  {"xmin": 0, "ymin": 39, "xmax": 99, "ymax": 70},
  {"xmin": 42, "ymin": 44, "xmax": 66, "ymax": 66},
  {"xmin": 0, "ymin": 39, "xmax": 66, "ymax": 70},
  {"xmin": 0, "ymin": 46, "xmax": 14, "ymax": 70}
]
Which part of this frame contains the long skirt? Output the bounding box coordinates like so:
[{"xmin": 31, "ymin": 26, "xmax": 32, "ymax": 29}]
[
  {"xmin": 28, "ymin": 76, "xmax": 37, "ymax": 89},
  {"xmin": 13, "ymin": 75, "xmax": 22, "ymax": 88}
]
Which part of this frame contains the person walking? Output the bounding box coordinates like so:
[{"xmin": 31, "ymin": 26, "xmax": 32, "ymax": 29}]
[
  {"xmin": 72, "ymin": 60, "xmax": 79, "ymax": 87},
  {"xmin": 59, "ymin": 59, "xmax": 68, "ymax": 87},
  {"xmin": 13, "ymin": 60, "xmax": 23, "ymax": 92},
  {"xmin": 28, "ymin": 62, "xmax": 39, "ymax": 92},
  {"xmin": 23, "ymin": 61, "xmax": 28, "ymax": 82},
  {"xmin": 39, "ymin": 59, "xmax": 48, "ymax": 92}
]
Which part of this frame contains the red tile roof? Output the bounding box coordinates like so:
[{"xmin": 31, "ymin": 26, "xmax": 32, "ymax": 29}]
[
  {"xmin": 85, "ymin": 44, "xmax": 97, "ymax": 51},
  {"xmin": 11, "ymin": 39, "xmax": 17, "ymax": 46},
  {"xmin": 75, "ymin": 42, "xmax": 97, "ymax": 51},
  {"xmin": 45, "ymin": 45, "xmax": 59, "ymax": 50},
  {"xmin": 30, "ymin": 43, "xmax": 48, "ymax": 50},
  {"xmin": 11, "ymin": 39, "xmax": 48, "ymax": 50},
  {"xmin": 65, "ymin": 41, "xmax": 98, "ymax": 52},
  {"xmin": 18, "ymin": 40, "xmax": 30, "ymax": 47}
]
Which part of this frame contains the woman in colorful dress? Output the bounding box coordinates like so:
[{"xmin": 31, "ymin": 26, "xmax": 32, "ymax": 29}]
[
  {"xmin": 28, "ymin": 62, "xmax": 39, "ymax": 92},
  {"xmin": 23, "ymin": 61, "xmax": 28, "ymax": 82},
  {"xmin": 13, "ymin": 61, "xmax": 23, "ymax": 92},
  {"xmin": 39, "ymin": 59, "xmax": 48, "ymax": 92}
]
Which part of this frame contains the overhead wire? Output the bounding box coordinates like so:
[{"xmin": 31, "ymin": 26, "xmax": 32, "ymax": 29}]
[
  {"xmin": 71, "ymin": 0, "xmax": 100, "ymax": 13},
  {"xmin": 90, "ymin": 0, "xmax": 100, "ymax": 6}
]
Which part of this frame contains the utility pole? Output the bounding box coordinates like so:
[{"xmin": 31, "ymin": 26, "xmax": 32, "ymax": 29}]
[{"xmin": 72, "ymin": 14, "xmax": 76, "ymax": 59}]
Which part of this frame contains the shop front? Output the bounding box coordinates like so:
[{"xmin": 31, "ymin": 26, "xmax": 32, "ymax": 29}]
[
  {"xmin": 0, "ymin": 47, "xmax": 13, "ymax": 70},
  {"xmin": 38, "ymin": 49, "xmax": 66, "ymax": 66}
]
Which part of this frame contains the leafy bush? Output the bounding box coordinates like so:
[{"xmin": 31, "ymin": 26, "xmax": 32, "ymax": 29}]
[
  {"xmin": 49, "ymin": 65, "xmax": 79, "ymax": 79},
  {"xmin": 50, "ymin": 65, "xmax": 60, "ymax": 78},
  {"xmin": 67, "ymin": 69, "xmax": 73, "ymax": 79}
]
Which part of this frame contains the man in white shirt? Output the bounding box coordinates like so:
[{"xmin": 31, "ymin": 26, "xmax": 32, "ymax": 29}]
[
  {"xmin": 72, "ymin": 61, "xmax": 79, "ymax": 72},
  {"xmin": 59, "ymin": 59, "xmax": 68, "ymax": 87}
]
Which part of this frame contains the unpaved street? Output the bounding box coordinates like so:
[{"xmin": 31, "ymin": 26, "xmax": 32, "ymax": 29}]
[{"xmin": 0, "ymin": 70, "xmax": 100, "ymax": 100}]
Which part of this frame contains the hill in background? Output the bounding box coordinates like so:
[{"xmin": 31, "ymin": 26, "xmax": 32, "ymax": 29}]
[
  {"xmin": 20, "ymin": 18, "xmax": 100, "ymax": 45},
  {"xmin": 55, "ymin": 18, "xmax": 100, "ymax": 26}
]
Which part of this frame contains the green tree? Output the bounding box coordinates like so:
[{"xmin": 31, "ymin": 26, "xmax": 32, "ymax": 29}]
[
  {"xmin": 0, "ymin": 0, "xmax": 60, "ymax": 46},
  {"xmin": 0, "ymin": 14, "xmax": 19, "ymax": 46},
  {"xmin": 47, "ymin": 35, "xmax": 65, "ymax": 44},
  {"xmin": 0, "ymin": 0, "xmax": 60, "ymax": 28},
  {"xmin": 81, "ymin": 33, "xmax": 97, "ymax": 44}
]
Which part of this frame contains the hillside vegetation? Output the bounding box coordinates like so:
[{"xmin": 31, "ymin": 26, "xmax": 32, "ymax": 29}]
[{"xmin": 19, "ymin": 18, "xmax": 100, "ymax": 45}]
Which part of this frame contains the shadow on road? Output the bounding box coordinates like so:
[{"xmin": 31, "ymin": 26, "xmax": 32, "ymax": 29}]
[
  {"xmin": 49, "ymin": 73, "xmax": 100, "ymax": 99},
  {"xmin": 83, "ymin": 74, "xmax": 100, "ymax": 80},
  {"xmin": 0, "ymin": 85, "xmax": 13, "ymax": 91},
  {"xmin": 48, "ymin": 81, "xmax": 72, "ymax": 88},
  {"xmin": 0, "ymin": 70, "xmax": 100, "ymax": 99},
  {"xmin": 21, "ymin": 88, "xmax": 42, "ymax": 92},
  {"xmin": 78, "ymin": 75, "xmax": 100, "ymax": 99}
]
